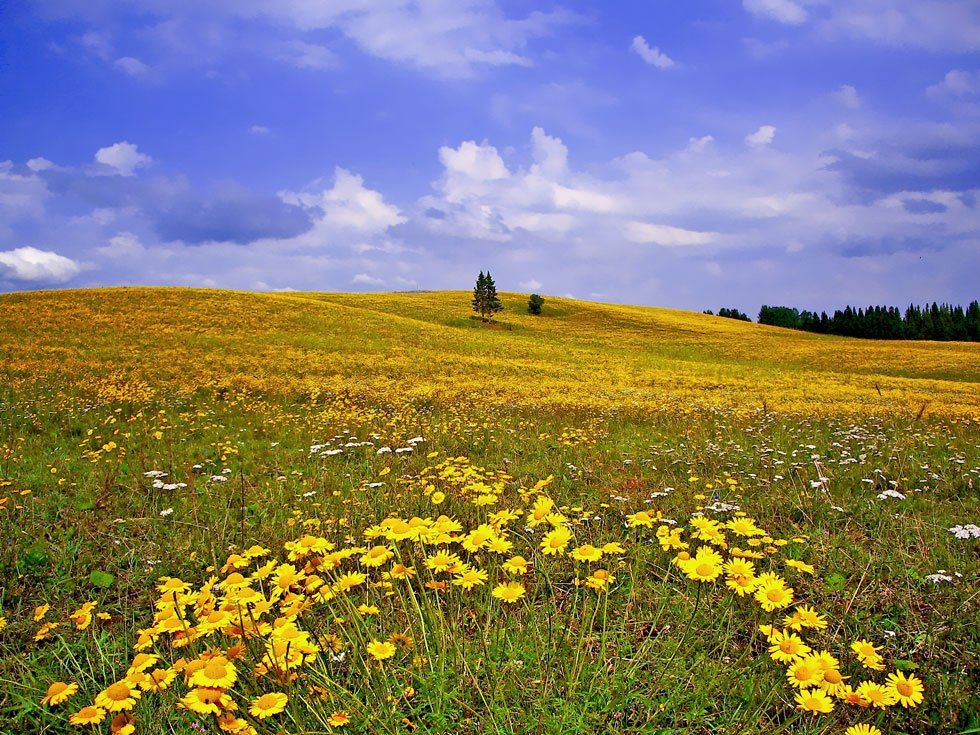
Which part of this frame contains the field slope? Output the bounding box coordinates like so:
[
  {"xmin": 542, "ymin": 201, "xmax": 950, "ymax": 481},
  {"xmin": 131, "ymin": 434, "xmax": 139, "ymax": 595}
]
[
  {"xmin": 1, "ymin": 287, "xmax": 977, "ymax": 416},
  {"xmin": 0, "ymin": 288, "xmax": 977, "ymax": 735}
]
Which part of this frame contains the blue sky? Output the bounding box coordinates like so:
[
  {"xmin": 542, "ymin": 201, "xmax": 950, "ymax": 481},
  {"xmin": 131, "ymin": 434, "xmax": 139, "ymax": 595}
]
[{"xmin": 1, "ymin": 0, "xmax": 978, "ymax": 313}]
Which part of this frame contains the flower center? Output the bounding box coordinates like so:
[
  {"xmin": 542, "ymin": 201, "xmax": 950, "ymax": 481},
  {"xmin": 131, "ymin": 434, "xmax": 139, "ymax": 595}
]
[
  {"xmin": 107, "ymin": 683, "xmax": 131, "ymax": 701},
  {"xmin": 204, "ymin": 662, "xmax": 228, "ymax": 680}
]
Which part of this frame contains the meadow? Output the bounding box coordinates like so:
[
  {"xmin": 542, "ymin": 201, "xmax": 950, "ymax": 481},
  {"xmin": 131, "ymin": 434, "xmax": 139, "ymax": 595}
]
[{"xmin": 0, "ymin": 287, "xmax": 977, "ymax": 735}]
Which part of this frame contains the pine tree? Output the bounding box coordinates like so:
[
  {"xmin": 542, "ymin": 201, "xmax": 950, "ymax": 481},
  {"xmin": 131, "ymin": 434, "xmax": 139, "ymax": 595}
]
[
  {"xmin": 483, "ymin": 272, "xmax": 503, "ymax": 321},
  {"xmin": 472, "ymin": 271, "xmax": 487, "ymax": 319},
  {"xmin": 472, "ymin": 271, "xmax": 503, "ymax": 322}
]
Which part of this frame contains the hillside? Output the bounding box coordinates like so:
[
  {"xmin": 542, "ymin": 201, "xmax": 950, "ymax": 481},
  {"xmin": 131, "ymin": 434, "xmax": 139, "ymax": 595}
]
[
  {"xmin": 1, "ymin": 287, "xmax": 978, "ymax": 735},
  {"xmin": 1, "ymin": 287, "xmax": 977, "ymax": 417}
]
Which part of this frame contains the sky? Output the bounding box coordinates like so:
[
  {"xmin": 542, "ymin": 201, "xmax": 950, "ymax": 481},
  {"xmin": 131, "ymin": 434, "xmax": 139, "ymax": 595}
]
[{"xmin": 1, "ymin": 0, "xmax": 978, "ymax": 314}]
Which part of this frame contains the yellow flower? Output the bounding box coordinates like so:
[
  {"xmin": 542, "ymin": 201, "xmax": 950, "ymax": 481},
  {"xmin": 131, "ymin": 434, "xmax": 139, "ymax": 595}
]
[
  {"xmin": 424, "ymin": 552, "xmax": 461, "ymax": 573},
  {"xmin": 585, "ymin": 569, "xmax": 615, "ymax": 590},
  {"xmin": 626, "ymin": 510, "xmax": 656, "ymax": 528},
  {"xmin": 95, "ymin": 681, "xmax": 141, "ymax": 712},
  {"xmin": 818, "ymin": 667, "xmax": 848, "ymax": 696},
  {"xmin": 69, "ymin": 706, "xmax": 106, "ymax": 725},
  {"xmin": 795, "ymin": 688, "xmax": 834, "ymax": 714},
  {"xmin": 452, "ymin": 567, "xmax": 488, "ymax": 589},
  {"xmin": 855, "ymin": 681, "xmax": 897, "ymax": 709},
  {"xmin": 754, "ymin": 578, "xmax": 794, "ymax": 611},
  {"xmin": 570, "ymin": 544, "xmax": 603, "ymax": 562},
  {"xmin": 679, "ymin": 546, "xmax": 724, "ymax": 582},
  {"xmin": 41, "ymin": 681, "xmax": 79, "ymax": 706},
  {"xmin": 179, "ymin": 687, "xmax": 236, "ymax": 715},
  {"xmin": 126, "ymin": 653, "xmax": 159, "ymax": 674},
  {"xmin": 367, "ymin": 640, "xmax": 397, "ymax": 661},
  {"xmin": 188, "ymin": 656, "xmax": 237, "ymax": 689},
  {"xmin": 785, "ymin": 559, "xmax": 816, "ymax": 575},
  {"xmin": 430, "ymin": 491, "xmax": 445, "ymax": 504},
  {"xmin": 34, "ymin": 621, "xmax": 59, "ymax": 641},
  {"xmin": 786, "ymin": 657, "xmax": 824, "ymax": 689},
  {"xmin": 33, "ymin": 603, "xmax": 50, "ymax": 622},
  {"xmin": 886, "ymin": 670, "xmax": 924, "ymax": 708},
  {"xmin": 492, "ymin": 581, "xmax": 526, "ymax": 603},
  {"xmin": 844, "ymin": 726, "xmax": 882, "ymax": 735},
  {"xmin": 360, "ymin": 545, "xmax": 394, "ymax": 567},
  {"xmin": 139, "ymin": 668, "xmax": 176, "ymax": 692},
  {"xmin": 539, "ymin": 526, "xmax": 572, "ymax": 556},
  {"xmin": 783, "ymin": 605, "xmax": 827, "ymax": 631},
  {"xmin": 767, "ymin": 629, "xmax": 811, "ymax": 663},
  {"xmin": 334, "ymin": 571, "xmax": 368, "ymax": 591},
  {"xmin": 249, "ymin": 692, "xmax": 288, "ymax": 719},
  {"xmin": 851, "ymin": 639, "xmax": 885, "ymax": 670},
  {"xmin": 502, "ymin": 555, "xmax": 530, "ymax": 575},
  {"xmin": 109, "ymin": 713, "xmax": 136, "ymax": 735},
  {"xmin": 328, "ymin": 710, "xmax": 351, "ymax": 727}
]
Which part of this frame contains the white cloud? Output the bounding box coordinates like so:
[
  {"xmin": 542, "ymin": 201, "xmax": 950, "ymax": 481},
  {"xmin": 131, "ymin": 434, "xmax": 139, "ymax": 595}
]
[
  {"xmin": 821, "ymin": 1, "xmax": 980, "ymax": 52},
  {"xmin": 743, "ymin": 0, "xmax": 807, "ymax": 25},
  {"xmin": 834, "ymin": 84, "xmax": 861, "ymax": 108},
  {"xmin": 96, "ymin": 232, "xmax": 145, "ymax": 258},
  {"xmin": 94, "ymin": 142, "xmax": 152, "ymax": 176},
  {"xmin": 624, "ymin": 222, "xmax": 717, "ymax": 246},
  {"xmin": 440, "ymin": 142, "xmax": 508, "ymax": 181},
  {"xmin": 630, "ymin": 36, "xmax": 675, "ymax": 69},
  {"xmin": 0, "ymin": 246, "xmax": 80, "ymax": 283},
  {"xmin": 687, "ymin": 135, "xmax": 714, "ymax": 153},
  {"xmin": 927, "ymin": 69, "xmax": 980, "ymax": 97},
  {"xmin": 114, "ymin": 57, "xmax": 149, "ymax": 76},
  {"xmin": 279, "ymin": 167, "xmax": 405, "ymax": 242},
  {"xmin": 26, "ymin": 158, "xmax": 54, "ymax": 172},
  {"xmin": 520, "ymin": 278, "xmax": 542, "ymax": 290},
  {"xmin": 276, "ymin": 40, "xmax": 339, "ymax": 70},
  {"xmin": 745, "ymin": 125, "xmax": 777, "ymax": 147},
  {"xmin": 250, "ymin": 125, "xmax": 272, "ymax": 135},
  {"xmin": 352, "ymin": 273, "xmax": 384, "ymax": 286}
]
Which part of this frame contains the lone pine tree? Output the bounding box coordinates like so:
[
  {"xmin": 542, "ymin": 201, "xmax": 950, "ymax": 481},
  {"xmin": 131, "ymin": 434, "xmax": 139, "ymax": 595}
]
[{"xmin": 472, "ymin": 271, "xmax": 503, "ymax": 322}]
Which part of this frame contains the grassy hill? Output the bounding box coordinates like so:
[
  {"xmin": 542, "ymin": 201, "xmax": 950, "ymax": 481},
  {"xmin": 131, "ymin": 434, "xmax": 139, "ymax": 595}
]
[
  {"xmin": 1, "ymin": 287, "xmax": 977, "ymax": 417},
  {"xmin": 0, "ymin": 288, "xmax": 977, "ymax": 735}
]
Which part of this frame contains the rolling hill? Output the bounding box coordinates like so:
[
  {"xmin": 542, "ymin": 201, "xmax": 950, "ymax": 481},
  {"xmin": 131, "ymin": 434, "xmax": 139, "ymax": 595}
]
[{"xmin": 1, "ymin": 287, "xmax": 977, "ymax": 417}]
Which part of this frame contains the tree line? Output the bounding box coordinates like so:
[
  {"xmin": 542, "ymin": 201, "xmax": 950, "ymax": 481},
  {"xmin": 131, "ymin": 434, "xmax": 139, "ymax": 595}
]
[{"xmin": 755, "ymin": 302, "xmax": 980, "ymax": 341}]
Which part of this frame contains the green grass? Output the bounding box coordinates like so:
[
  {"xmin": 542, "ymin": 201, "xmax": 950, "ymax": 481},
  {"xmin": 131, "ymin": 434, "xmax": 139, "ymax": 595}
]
[{"xmin": 0, "ymin": 288, "xmax": 977, "ymax": 734}]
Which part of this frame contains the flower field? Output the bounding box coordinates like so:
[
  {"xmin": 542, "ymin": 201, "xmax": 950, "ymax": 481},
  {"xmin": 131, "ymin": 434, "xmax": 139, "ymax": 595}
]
[{"xmin": 0, "ymin": 287, "xmax": 977, "ymax": 734}]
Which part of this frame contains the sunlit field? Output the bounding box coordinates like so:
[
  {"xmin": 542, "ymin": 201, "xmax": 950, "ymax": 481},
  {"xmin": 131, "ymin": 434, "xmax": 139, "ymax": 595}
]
[{"xmin": 1, "ymin": 287, "xmax": 977, "ymax": 735}]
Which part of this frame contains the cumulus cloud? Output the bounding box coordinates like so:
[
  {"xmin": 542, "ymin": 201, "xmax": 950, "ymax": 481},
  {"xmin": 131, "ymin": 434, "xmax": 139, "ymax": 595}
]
[
  {"xmin": 745, "ymin": 125, "xmax": 777, "ymax": 148},
  {"xmin": 95, "ymin": 232, "xmax": 146, "ymax": 257},
  {"xmin": 94, "ymin": 142, "xmax": 152, "ymax": 176},
  {"xmin": 27, "ymin": 158, "xmax": 55, "ymax": 172},
  {"xmin": 624, "ymin": 222, "xmax": 717, "ymax": 246},
  {"xmin": 114, "ymin": 57, "xmax": 149, "ymax": 76},
  {"xmin": 249, "ymin": 125, "xmax": 271, "ymax": 135},
  {"xmin": 290, "ymin": 169, "xmax": 404, "ymax": 234},
  {"xmin": 630, "ymin": 36, "xmax": 675, "ymax": 68},
  {"xmin": 820, "ymin": 1, "xmax": 980, "ymax": 53},
  {"xmin": 834, "ymin": 84, "xmax": 861, "ymax": 108},
  {"xmin": 275, "ymin": 40, "xmax": 339, "ymax": 70},
  {"xmin": 0, "ymin": 246, "xmax": 80, "ymax": 283},
  {"xmin": 520, "ymin": 278, "xmax": 542, "ymax": 290},
  {"xmin": 743, "ymin": 0, "xmax": 807, "ymax": 25},
  {"xmin": 687, "ymin": 135, "xmax": 714, "ymax": 153},
  {"xmin": 48, "ymin": 1, "xmax": 576, "ymax": 77},
  {"xmin": 351, "ymin": 272, "xmax": 384, "ymax": 286},
  {"xmin": 927, "ymin": 69, "xmax": 980, "ymax": 97}
]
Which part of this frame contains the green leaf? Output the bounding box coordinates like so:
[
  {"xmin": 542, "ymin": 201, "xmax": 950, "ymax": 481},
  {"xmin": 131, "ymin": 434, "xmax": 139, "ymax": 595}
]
[
  {"xmin": 89, "ymin": 570, "xmax": 115, "ymax": 588},
  {"xmin": 894, "ymin": 659, "xmax": 918, "ymax": 671},
  {"xmin": 824, "ymin": 573, "xmax": 847, "ymax": 591}
]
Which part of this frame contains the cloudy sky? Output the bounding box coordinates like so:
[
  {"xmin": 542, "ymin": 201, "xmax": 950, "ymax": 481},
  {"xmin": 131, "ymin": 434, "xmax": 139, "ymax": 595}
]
[{"xmin": 1, "ymin": 0, "xmax": 978, "ymax": 312}]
